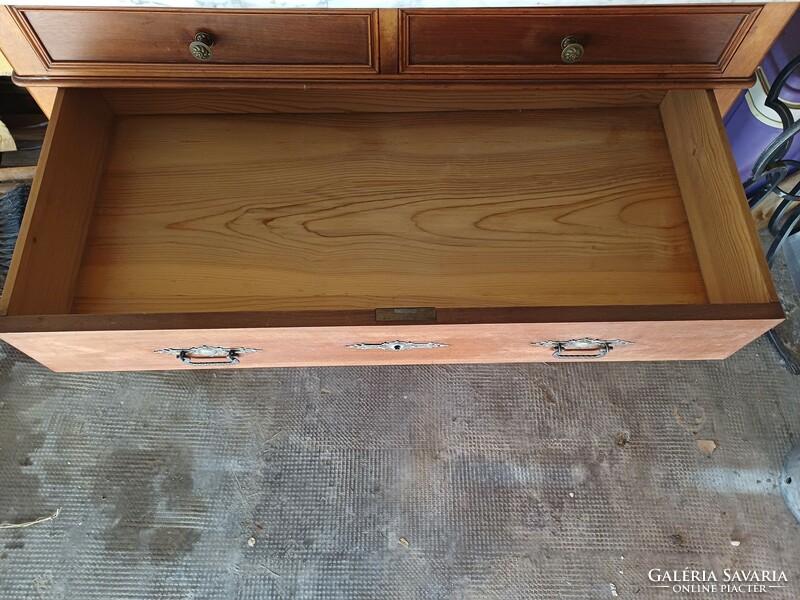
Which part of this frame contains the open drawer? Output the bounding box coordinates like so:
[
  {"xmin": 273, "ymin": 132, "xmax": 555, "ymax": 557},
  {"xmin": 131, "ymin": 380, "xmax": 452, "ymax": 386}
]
[{"xmin": 0, "ymin": 88, "xmax": 783, "ymax": 371}]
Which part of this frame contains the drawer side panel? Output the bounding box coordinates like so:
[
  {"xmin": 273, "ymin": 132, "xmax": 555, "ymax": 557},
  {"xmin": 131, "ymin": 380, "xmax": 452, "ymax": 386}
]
[
  {"xmin": 0, "ymin": 89, "xmax": 113, "ymax": 316},
  {"xmin": 660, "ymin": 89, "xmax": 778, "ymax": 304}
]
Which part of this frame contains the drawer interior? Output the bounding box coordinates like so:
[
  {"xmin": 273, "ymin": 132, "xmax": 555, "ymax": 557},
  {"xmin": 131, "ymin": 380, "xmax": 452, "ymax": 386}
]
[{"xmin": 0, "ymin": 88, "xmax": 777, "ymax": 317}]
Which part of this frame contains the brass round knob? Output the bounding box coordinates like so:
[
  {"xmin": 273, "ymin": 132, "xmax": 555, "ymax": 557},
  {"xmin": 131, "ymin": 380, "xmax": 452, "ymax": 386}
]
[
  {"xmin": 189, "ymin": 32, "xmax": 214, "ymax": 62},
  {"xmin": 561, "ymin": 35, "xmax": 584, "ymax": 64}
]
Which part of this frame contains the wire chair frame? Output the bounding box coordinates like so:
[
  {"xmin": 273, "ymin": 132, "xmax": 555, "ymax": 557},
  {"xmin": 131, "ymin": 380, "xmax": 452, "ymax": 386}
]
[{"xmin": 744, "ymin": 53, "xmax": 800, "ymax": 373}]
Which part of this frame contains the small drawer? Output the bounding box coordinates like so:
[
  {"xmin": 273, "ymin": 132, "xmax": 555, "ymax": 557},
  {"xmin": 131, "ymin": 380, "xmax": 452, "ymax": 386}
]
[
  {"xmin": 17, "ymin": 8, "xmax": 378, "ymax": 77},
  {"xmin": 400, "ymin": 7, "xmax": 761, "ymax": 78}
]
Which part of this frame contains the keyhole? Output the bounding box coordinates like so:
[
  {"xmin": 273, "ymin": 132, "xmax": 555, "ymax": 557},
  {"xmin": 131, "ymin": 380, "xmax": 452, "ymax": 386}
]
[
  {"xmin": 393, "ymin": 344, "xmax": 402, "ymax": 351},
  {"xmin": 786, "ymin": 477, "xmax": 793, "ymax": 485}
]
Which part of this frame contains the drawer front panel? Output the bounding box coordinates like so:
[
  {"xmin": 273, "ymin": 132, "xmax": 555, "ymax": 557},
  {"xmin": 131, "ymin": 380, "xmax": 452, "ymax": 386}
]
[
  {"xmin": 0, "ymin": 315, "xmax": 780, "ymax": 372},
  {"xmin": 400, "ymin": 7, "xmax": 760, "ymax": 76},
  {"xmin": 20, "ymin": 9, "xmax": 377, "ymax": 74}
]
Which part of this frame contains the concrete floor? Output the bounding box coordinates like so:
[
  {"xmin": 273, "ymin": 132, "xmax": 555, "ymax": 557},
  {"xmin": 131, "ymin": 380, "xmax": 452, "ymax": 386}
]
[{"xmin": 1, "ymin": 334, "xmax": 799, "ymax": 599}]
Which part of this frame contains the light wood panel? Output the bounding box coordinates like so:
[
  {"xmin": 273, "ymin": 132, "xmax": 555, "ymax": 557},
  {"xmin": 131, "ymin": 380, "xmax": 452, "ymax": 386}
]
[
  {"xmin": 660, "ymin": 89, "xmax": 777, "ymax": 305},
  {"xmin": 72, "ymin": 107, "xmax": 706, "ymax": 314},
  {"xmin": 26, "ymin": 87, "xmax": 56, "ymax": 119},
  {"xmin": 0, "ymin": 166, "xmax": 36, "ymax": 182},
  {"xmin": 0, "ymin": 89, "xmax": 113, "ymax": 316},
  {"xmin": 101, "ymin": 88, "xmax": 666, "ymax": 115},
  {"xmin": 1, "ymin": 311, "xmax": 781, "ymax": 372}
]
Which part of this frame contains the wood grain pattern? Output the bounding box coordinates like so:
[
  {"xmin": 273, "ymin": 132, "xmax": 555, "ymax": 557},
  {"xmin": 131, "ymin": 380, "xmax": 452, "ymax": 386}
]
[
  {"xmin": 71, "ymin": 107, "xmax": 706, "ymax": 314},
  {"xmin": 0, "ymin": 312, "xmax": 781, "ymax": 372},
  {"xmin": 660, "ymin": 89, "xmax": 777, "ymax": 305},
  {"xmin": 101, "ymin": 88, "xmax": 667, "ymax": 115},
  {"xmin": 400, "ymin": 7, "xmax": 758, "ymax": 77},
  {"xmin": 0, "ymin": 89, "xmax": 113, "ymax": 316}
]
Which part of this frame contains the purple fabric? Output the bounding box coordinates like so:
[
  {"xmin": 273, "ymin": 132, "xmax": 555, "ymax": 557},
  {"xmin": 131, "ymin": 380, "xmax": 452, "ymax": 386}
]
[
  {"xmin": 723, "ymin": 12, "xmax": 800, "ymax": 182},
  {"xmin": 723, "ymin": 92, "xmax": 784, "ymax": 182}
]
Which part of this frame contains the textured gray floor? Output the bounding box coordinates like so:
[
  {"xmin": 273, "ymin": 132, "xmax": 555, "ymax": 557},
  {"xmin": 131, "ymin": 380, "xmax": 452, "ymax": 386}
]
[{"xmin": 1, "ymin": 336, "xmax": 799, "ymax": 599}]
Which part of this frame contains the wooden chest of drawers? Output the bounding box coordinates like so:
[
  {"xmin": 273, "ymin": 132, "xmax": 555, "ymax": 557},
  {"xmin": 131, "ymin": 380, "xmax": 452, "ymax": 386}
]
[{"xmin": 0, "ymin": 5, "xmax": 794, "ymax": 371}]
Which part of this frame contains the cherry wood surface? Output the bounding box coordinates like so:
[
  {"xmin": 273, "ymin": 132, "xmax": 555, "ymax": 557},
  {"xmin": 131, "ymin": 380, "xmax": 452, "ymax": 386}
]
[
  {"xmin": 22, "ymin": 9, "xmax": 377, "ymax": 71},
  {"xmin": 401, "ymin": 7, "xmax": 754, "ymax": 73}
]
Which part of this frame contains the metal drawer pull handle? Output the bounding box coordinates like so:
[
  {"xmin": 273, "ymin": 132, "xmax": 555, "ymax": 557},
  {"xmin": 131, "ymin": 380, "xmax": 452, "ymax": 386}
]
[
  {"xmin": 561, "ymin": 35, "xmax": 584, "ymax": 64},
  {"xmin": 532, "ymin": 338, "xmax": 631, "ymax": 359},
  {"xmin": 346, "ymin": 340, "xmax": 448, "ymax": 352},
  {"xmin": 155, "ymin": 345, "xmax": 260, "ymax": 366},
  {"xmin": 189, "ymin": 32, "xmax": 215, "ymax": 62}
]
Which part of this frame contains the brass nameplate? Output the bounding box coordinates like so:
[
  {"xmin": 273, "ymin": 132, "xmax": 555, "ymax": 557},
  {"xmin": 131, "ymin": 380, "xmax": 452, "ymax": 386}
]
[{"xmin": 375, "ymin": 307, "xmax": 437, "ymax": 322}]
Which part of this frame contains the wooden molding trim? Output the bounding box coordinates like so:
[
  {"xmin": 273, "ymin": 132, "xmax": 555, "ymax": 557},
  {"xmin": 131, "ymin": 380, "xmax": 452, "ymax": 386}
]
[
  {"xmin": 0, "ymin": 304, "xmax": 784, "ymax": 334},
  {"xmin": 11, "ymin": 74, "xmax": 758, "ymax": 90},
  {"xmin": 99, "ymin": 88, "xmax": 668, "ymax": 115}
]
